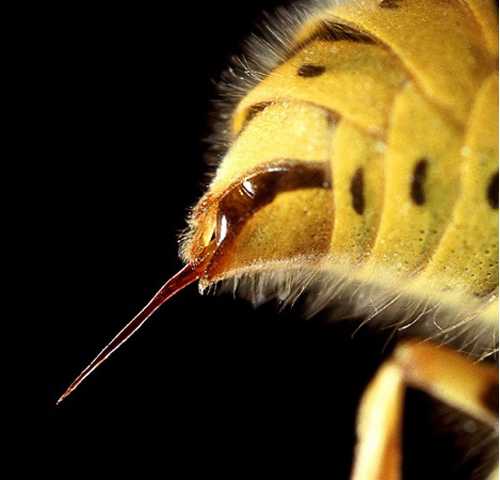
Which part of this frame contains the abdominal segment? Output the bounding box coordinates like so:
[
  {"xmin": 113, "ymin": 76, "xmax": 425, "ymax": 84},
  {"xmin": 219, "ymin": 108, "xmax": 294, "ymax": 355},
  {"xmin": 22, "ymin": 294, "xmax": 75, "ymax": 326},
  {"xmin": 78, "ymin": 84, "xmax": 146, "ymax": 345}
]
[{"xmin": 196, "ymin": 160, "xmax": 334, "ymax": 281}]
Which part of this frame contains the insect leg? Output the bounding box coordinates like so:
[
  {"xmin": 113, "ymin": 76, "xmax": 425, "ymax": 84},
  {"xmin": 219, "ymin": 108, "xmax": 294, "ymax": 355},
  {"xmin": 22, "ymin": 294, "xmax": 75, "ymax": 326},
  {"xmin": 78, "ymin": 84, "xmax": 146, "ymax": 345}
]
[
  {"xmin": 351, "ymin": 361, "xmax": 404, "ymax": 480},
  {"xmin": 394, "ymin": 341, "xmax": 499, "ymax": 428},
  {"xmin": 351, "ymin": 341, "xmax": 498, "ymax": 480}
]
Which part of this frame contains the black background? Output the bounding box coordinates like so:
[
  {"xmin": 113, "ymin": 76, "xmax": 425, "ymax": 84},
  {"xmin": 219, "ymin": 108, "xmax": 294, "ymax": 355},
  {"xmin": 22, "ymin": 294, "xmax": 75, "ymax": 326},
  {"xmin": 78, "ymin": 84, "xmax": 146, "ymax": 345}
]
[{"xmin": 41, "ymin": 1, "xmax": 494, "ymax": 478}]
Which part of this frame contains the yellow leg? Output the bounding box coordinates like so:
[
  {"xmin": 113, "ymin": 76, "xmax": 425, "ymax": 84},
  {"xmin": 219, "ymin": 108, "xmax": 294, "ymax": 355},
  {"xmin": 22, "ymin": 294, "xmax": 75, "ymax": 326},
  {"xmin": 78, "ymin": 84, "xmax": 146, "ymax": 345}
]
[
  {"xmin": 352, "ymin": 361, "xmax": 404, "ymax": 480},
  {"xmin": 351, "ymin": 341, "xmax": 498, "ymax": 480}
]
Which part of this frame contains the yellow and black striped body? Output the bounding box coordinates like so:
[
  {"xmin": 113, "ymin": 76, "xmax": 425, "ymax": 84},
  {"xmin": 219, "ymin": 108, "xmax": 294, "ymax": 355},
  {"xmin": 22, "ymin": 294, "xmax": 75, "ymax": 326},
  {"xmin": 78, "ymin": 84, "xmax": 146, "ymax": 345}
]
[
  {"xmin": 57, "ymin": 5, "xmax": 499, "ymax": 477},
  {"xmin": 183, "ymin": 0, "xmax": 499, "ymax": 343}
]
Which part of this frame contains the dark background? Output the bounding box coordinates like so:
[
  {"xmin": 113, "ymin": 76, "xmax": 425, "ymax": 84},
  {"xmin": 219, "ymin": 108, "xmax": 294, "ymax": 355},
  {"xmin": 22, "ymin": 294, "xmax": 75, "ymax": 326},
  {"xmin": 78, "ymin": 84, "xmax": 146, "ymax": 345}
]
[{"xmin": 41, "ymin": 1, "xmax": 494, "ymax": 478}]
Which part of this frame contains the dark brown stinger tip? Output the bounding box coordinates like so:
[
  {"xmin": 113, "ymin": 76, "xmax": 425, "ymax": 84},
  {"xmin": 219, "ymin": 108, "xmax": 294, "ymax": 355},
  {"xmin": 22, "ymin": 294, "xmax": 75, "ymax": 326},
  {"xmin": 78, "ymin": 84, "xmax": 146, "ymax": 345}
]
[
  {"xmin": 57, "ymin": 160, "xmax": 331, "ymax": 405},
  {"xmin": 56, "ymin": 260, "xmax": 208, "ymax": 405}
]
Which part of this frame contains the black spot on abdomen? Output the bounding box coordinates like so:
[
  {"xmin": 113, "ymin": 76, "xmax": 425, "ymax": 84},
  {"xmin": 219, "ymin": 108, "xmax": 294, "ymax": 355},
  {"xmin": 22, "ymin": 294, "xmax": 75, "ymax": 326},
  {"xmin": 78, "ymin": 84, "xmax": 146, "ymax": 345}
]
[
  {"xmin": 350, "ymin": 168, "xmax": 365, "ymax": 215},
  {"xmin": 487, "ymin": 170, "xmax": 498, "ymax": 209},
  {"xmin": 379, "ymin": 0, "xmax": 401, "ymax": 8},
  {"xmin": 239, "ymin": 101, "xmax": 273, "ymax": 136},
  {"xmin": 284, "ymin": 23, "xmax": 374, "ymax": 64},
  {"xmin": 297, "ymin": 64, "xmax": 326, "ymax": 77},
  {"xmin": 411, "ymin": 158, "xmax": 428, "ymax": 206}
]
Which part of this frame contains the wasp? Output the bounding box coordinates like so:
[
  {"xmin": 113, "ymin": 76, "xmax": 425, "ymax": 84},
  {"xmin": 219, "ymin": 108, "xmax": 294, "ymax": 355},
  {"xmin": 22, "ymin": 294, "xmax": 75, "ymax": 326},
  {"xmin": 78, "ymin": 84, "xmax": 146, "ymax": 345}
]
[{"xmin": 59, "ymin": 1, "xmax": 498, "ymax": 477}]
